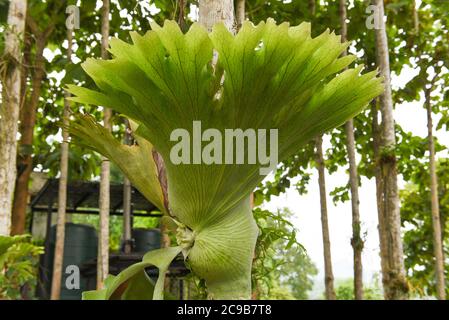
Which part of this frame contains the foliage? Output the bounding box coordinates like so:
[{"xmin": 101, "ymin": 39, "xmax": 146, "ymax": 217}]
[
  {"xmin": 278, "ymin": 242, "xmax": 318, "ymax": 300},
  {"xmin": 252, "ymin": 207, "xmax": 317, "ymax": 300},
  {"xmin": 254, "ymin": 144, "xmax": 315, "ymax": 206},
  {"xmin": 29, "ymin": 0, "xmax": 189, "ymax": 182},
  {"xmin": 335, "ymin": 276, "xmax": 383, "ymax": 300},
  {"xmin": 0, "ymin": 235, "xmax": 44, "ymax": 300},
  {"xmin": 261, "ymin": 281, "xmax": 296, "ymax": 300},
  {"xmin": 82, "ymin": 246, "xmax": 182, "ymax": 300},
  {"xmin": 401, "ymin": 159, "xmax": 449, "ymax": 298}
]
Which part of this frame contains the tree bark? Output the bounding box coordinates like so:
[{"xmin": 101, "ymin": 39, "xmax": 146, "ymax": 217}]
[
  {"xmin": 198, "ymin": 0, "xmax": 235, "ymax": 32},
  {"xmin": 97, "ymin": 0, "xmax": 111, "ymax": 290},
  {"xmin": 50, "ymin": 29, "xmax": 73, "ymax": 300},
  {"xmin": 425, "ymin": 87, "xmax": 446, "ymax": 300},
  {"xmin": 235, "ymin": 0, "xmax": 245, "ymax": 31},
  {"xmin": 315, "ymin": 136, "xmax": 336, "ymax": 300},
  {"xmin": 11, "ymin": 16, "xmax": 52, "ymax": 235},
  {"xmin": 373, "ymin": 0, "xmax": 408, "ymax": 300},
  {"xmin": 0, "ymin": 0, "xmax": 27, "ymax": 236},
  {"xmin": 340, "ymin": 0, "xmax": 364, "ymax": 300},
  {"xmin": 412, "ymin": 0, "xmax": 419, "ymax": 33},
  {"xmin": 371, "ymin": 98, "xmax": 390, "ymax": 295},
  {"xmin": 308, "ymin": 0, "xmax": 316, "ymax": 16},
  {"xmin": 309, "ymin": 0, "xmax": 335, "ymax": 301}
]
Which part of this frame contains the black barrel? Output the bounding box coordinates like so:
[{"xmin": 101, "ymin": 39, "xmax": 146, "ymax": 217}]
[
  {"xmin": 44, "ymin": 223, "xmax": 97, "ymax": 300},
  {"xmin": 132, "ymin": 228, "xmax": 161, "ymax": 253}
]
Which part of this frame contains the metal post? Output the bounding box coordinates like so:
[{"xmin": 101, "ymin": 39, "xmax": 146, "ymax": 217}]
[
  {"xmin": 122, "ymin": 179, "xmax": 132, "ymax": 253},
  {"xmin": 45, "ymin": 201, "xmax": 53, "ymax": 249},
  {"xmin": 179, "ymin": 279, "xmax": 184, "ymax": 300},
  {"xmin": 40, "ymin": 199, "xmax": 53, "ymax": 299},
  {"xmin": 122, "ymin": 119, "xmax": 133, "ymax": 253},
  {"xmin": 29, "ymin": 208, "xmax": 34, "ymax": 234}
]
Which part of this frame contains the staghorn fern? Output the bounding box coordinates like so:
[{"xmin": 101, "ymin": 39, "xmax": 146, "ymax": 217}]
[{"xmin": 68, "ymin": 19, "xmax": 383, "ymax": 300}]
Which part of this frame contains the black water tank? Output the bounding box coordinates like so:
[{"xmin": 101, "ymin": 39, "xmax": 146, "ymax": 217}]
[
  {"xmin": 132, "ymin": 228, "xmax": 161, "ymax": 253},
  {"xmin": 46, "ymin": 223, "xmax": 98, "ymax": 300}
]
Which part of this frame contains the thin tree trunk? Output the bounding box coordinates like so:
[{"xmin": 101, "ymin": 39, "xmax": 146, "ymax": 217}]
[
  {"xmin": 19, "ymin": 31, "xmax": 31, "ymax": 131},
  {"xmin": 0, "ymin": 0, "xmax": 27, "ymax": 236},
  {"xmin": 97, "ymin": 0, "xmax": 111, "ymax": 290},
  {"xmin": 309, "ymin": 0, "xmax": 335, "ymax": 301},
  {"xmin": 235, "ymin": 0, "xmax": 245, "ymax": 31},
  {"xmin": 373, "ymin": 0, "xmax": 408, "ymax": 300},
  {"xmin": 177, "ymin": 0, "xmax": 187, "ymax": 31},
  {"xmin": 412, "ymin": 0, "xmax": 419, "ymax": 33},
  {"xmin": 11, "ymin": 31, "xmax": 47, "ymax": 235},
  {"xmin": 371, "ymin": 99, "xmax": 390, "ymax": 298},
  {"xmin": 345, "ymin": 120, "xmax": 364, "ymax": 300},
  {"xmin": 339, "ymin": 0, "xmax": 364, "ymax": 300},
  {"xmin": 50, "ymin": 29, "xmax": 73, "ymax": 300},
  {"xmin": 308, "ymin": 0, "xmax": 316, "ymax": 16},
  {"xmin": 425, "ymin": 87, "xmax": 446, "ymax": 300},
  {"xmin": 315, "ymin": 136, "xmax": 336, "ymax": 300}
]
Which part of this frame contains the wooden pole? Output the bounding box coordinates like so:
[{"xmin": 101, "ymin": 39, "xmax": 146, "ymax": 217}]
[
  {"xmin": 373, "ymin": 0, "xmax": 408, "ymax": 299},
  {"xmin": 97, "ymin": 0, "xmax": 111, "ymax": 289},
  {"xmin": 50, "ymin": 27, "xmax": 73, "ymax": 300},
  {"xmin": 339, "ymin": 0, "xmax": 364, "ymax": 300},
  {"xmin": 425, "ymin": 86, "xmax": 446, "ymax": 300}
]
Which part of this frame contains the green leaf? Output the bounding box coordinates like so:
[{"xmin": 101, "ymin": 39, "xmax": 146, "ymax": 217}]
[
  {"xmin": 69, "ymin": 114, "xmax": 166, "ymax": 213},
  {"xmin": 121, "ymin": 271, "xmax": 155, "ymax": 300},
  {"xmin": 82, "ymin": 246, "xmax": 182, "ymax": 300},
  {"xmin": 0, "ymin": 235, "xmax": 30, "ymax": 256}
]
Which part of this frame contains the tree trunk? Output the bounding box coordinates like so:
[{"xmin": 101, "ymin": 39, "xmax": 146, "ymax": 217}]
[
  {"xmin": 198, "ymin": 0, "xmax": 235, "ymax": 33},
  {"xmin": 11, "ymin": 32, "xmax": 47, "ymax": 235},
  {"xmin": 97, "ymin": 0, "xmax": 111, "ymax": 290},
  {"xmin": 371, "ymin": 98, "xmax": 390, "ymax": 294},
  {"xmin": 339, "ymin": 0, "xmax": 364, "ymax": 300},
  {"xmin": 308, "ymin": 0, "xmax": 316, "ymax": 16},
  {"xmin": 315, "ymin": 136, "xmax": 336, "ymax": 300},
  {"xmin": 50, "ymin": 29, "xmax": 73, "ymax": 300},
  {"xmin": 425, "ymin": 88, "xmax": 446, "ymax": 300},
  {"xmin": 373, "ymin": 0, "xmax": 408, "ymax": 300},
  {"xmin": 235, "ymin": 0, "xmax": 245, "ymax": 31},
  {"xmin": 412, "ymin": 0, "xmax": 419, "ymax": 33},
  {"xmin": 0, "ymin": 0, "xmax": 27, "ymax": 236},
  {"xmin": 19, "ymin": 31, "xmax": 31, "ymax": 134},
  {"xmin": 345, "ymin": 119, "xmax": 364, "ymax": 300},
  {"xmin": 309, "ymin": 0, "xmax": 335, "ymax": 301}
]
